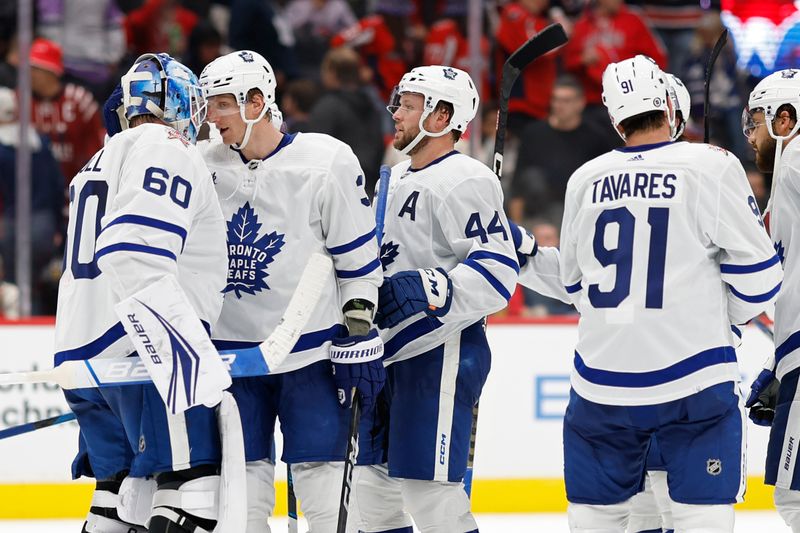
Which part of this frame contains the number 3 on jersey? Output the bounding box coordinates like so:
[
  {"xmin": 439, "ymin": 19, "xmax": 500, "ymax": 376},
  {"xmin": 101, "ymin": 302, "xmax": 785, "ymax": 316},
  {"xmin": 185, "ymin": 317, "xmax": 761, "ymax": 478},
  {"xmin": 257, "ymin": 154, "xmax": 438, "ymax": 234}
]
[{"xmin": 590, "ymin": 206, "xmax": 669, "ymax": 309}]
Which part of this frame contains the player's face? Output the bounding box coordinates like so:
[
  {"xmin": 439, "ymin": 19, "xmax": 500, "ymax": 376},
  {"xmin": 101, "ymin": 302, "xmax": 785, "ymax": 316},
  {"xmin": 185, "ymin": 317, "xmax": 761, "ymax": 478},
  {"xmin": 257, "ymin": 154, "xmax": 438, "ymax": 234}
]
[
  {"xmin": 747, "ymin": 110, "xmax": 777, "ymax": 172},
  {"xmin": 206, "ymin": 94, "xmax": 245, "ymax": 145},
  {"xmin": 391, "ymin": 93, "xmax": 425, "ymax": 152}
]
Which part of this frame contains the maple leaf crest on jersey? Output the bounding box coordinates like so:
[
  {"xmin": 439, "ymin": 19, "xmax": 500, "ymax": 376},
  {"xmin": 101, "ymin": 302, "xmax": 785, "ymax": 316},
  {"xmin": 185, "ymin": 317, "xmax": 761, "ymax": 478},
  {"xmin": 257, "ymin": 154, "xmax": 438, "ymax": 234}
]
[
  {"xmin": 380, "ymin": 241, "xmax": 399, "ymax": 271},
  {"xmin": 224, "ymin": 202, "xmax": 285, "ymax": 298}
]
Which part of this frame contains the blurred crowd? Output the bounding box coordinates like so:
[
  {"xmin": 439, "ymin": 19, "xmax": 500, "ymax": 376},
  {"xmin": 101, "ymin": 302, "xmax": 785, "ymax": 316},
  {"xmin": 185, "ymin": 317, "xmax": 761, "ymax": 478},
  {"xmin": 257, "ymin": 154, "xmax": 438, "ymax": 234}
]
[{"xmin": 0, "ymin": 0, "xmax": 771, "ymax": 317}]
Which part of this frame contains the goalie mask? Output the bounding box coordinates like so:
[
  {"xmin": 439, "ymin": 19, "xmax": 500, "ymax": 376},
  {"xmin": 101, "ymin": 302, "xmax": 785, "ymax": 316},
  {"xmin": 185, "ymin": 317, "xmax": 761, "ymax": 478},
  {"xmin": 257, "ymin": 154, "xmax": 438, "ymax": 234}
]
[
  {"xmin": 601, "ymin": 55, "xmax": 675, "ymax": 141},
  {"xmin": 121, "ymin": 53, "xmax": 206, "ymax": 144},
  {"xmin": 200, "ymin": 50, "xmax": 277, "ymax": 150},
  {"xmin": 387, "ymin": 65, "xmax": 479, "ymax": 155}
]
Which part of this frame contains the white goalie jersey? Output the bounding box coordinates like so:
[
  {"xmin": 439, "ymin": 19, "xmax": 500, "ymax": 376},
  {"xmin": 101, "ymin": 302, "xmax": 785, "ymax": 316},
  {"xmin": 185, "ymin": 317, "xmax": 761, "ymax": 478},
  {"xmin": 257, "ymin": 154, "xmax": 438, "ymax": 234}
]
[
  {"xmin": 769, "ymin": 139, "xmax": 800, "ymax": 380},
  {"xmin": 378, "ymin": 151, "xmax": 518, "ymax": 363},
  {"xmin": 199, "ymin": 133, "xmax": 381, "ymax": 374},
  {"xmin": 560, "ymin": 141, "xmax": 782, "ymax": 405},
  {"xmin": 54, "ymin": 124, "xmax": 228, "ymax": 366}
]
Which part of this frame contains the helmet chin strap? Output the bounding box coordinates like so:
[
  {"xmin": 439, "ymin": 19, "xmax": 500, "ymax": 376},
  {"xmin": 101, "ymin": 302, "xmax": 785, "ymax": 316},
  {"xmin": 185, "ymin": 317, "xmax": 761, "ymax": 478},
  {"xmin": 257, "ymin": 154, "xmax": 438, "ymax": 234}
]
[
  {"xmin": 399, "ymin": 111, "xmax": 454, "ymax": 156},
  {"xmin": 764, "ymin": 114, "xmax": 800, "ymax": 215},
  {"xmin": 233, "ymin": 104, "xmax": 270, "ymax": 151}
]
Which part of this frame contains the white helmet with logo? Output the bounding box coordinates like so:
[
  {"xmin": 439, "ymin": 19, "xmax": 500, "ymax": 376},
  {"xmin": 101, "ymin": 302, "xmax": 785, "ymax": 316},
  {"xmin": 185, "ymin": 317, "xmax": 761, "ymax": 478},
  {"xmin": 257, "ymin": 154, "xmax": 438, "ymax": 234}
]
[
  {"xmin": 665, "ymin": 73, "xmax": 690, "ymax": 140},
  {"xmin": 387, "ymin": 65, "xmax": 479, "ymax": 155},
  {"xmin": 602, "ymin": 55, "xmax": 673, "ymax": 141},
  {"xmin": 745, "ymin": 68, "xmax": 800, "ymax": 142},
  {"xmin": 199, "ymin": 50, "xmax": 277, "ymax": 149}
]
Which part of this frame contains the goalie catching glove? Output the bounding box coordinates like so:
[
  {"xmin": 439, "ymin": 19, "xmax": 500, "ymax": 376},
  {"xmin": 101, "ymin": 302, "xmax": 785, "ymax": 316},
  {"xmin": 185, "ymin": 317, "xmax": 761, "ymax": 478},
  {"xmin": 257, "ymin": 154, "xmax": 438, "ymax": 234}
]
[
  {"xmin": 375, "ymin": 268, "xmax": 453, "ymax": 329},
  {"xmin": 330, "ymin": 299, "xmax": 386, "ymax": 410}
]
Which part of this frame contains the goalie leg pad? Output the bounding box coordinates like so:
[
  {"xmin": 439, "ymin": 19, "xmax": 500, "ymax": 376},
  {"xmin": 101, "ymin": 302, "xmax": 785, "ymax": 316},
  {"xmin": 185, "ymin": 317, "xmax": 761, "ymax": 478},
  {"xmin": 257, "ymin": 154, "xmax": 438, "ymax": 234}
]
[
  {"xmin": 775, "ymin": 487, "xmax": 800, "ymax": 532},
  {"xmin": 669, "ymin": 501, "xmax": 733, "ymax": 532},
  {"xmin": 400, "ymin": 478, "xmax": 477, "ymax": 533},
  {"xmin": 83, "ymin": 476, "xmax": 148, "ymax": 533},
  {"xmin": 567, "ymin": 500, "xmax": 631, "ymax": 532},
  {"xmin": 148, "ymin": 465, "xmax": 220, "ymax": 533},
  {"xmin": 117, "ymin": 476, "xmax": 157, "ymax": 526}
]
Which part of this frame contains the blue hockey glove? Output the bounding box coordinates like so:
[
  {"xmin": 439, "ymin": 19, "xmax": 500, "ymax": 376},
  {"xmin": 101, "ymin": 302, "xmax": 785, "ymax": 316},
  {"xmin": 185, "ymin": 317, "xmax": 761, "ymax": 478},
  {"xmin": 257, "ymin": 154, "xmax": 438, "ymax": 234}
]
[
  {"xmin": 103, "ymin": 83, "xmax": 126, "ymax": 137},
  {"xmin": 330, "ymin": 329, "xmax": 386, "ymax": 410},
  {"xmin": 375, "ymin": 268, "xmax": 452, "ymax": 330},
  {"xmin": 509, "ymin": 220, "xmax": 537, "ymax": 267},
  {"xmin": 745, "ymin": 368, "xmax": 780, "ymax": 427}
]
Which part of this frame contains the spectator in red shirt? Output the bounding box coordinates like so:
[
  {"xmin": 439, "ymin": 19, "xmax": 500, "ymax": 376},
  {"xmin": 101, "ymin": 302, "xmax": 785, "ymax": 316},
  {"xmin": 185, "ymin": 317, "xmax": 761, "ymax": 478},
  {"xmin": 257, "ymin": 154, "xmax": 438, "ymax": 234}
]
[
  {"xmin": 29, "ymin": 38, "xmax": 104, "ymax": 185},
  {"xmin": 564, "ymin": 0, "xmax": 666, "ymax": 135},
  {"xmin": 496, "ymin": 0, "xmax": 559, "ymax": 136}
]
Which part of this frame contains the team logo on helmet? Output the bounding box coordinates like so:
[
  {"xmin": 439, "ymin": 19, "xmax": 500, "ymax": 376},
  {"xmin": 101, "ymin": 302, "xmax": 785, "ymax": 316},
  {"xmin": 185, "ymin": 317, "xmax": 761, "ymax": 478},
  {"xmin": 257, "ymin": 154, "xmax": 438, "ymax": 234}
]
[
  {"xmin": 782, "ymin": 70, "xmax": 799, "ymax": 78},
  {"xmin": 442, "ymin": 67, "xmax": 458, "ymax": 80},
  {"xmin": 224, "ymin": 202, "xmax": 285, "ymax": 298},
  {"xmin": 238, "ymin": 51, "xmax": 255, "ymax": 63}
]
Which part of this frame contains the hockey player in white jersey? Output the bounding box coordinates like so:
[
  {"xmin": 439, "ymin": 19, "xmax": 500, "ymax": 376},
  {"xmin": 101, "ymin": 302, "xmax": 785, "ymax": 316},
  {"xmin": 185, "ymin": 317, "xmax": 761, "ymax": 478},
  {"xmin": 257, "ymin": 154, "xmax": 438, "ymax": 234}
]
[
  {"xmin": 559, "ymin": 55, "xmax": 781, "ymax": 533},
  {"xmin": 198, "ymin": 50, "xmax": 383, "ymax": 532},
  {"xmin": 743, "ymin": 68, "xmax": 800, "ymax": 531},
  {"xmin": 56, "ymin": 53, "xmax": 231, "ymax": 532},
  {"xmin": 348, "ymin": 66, "xmax": 518, "ymax": 533}
]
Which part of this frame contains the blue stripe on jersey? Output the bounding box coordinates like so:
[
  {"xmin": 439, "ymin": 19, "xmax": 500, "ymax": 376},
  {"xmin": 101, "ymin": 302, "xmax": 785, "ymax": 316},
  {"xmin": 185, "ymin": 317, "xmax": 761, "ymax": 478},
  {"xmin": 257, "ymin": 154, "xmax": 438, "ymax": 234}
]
[
  {"xmin": 720, "ymin": 255, "xmax": 780, "ymax": 274},
  {"xmin": 615, "ymin": 141, "xmax": 672, "ymax": 153},
  {"xmin": 384, "ymin": 316, "xmax": 444, "ymax": 359},
  {"xmin": 54, "ymin": 322, "xmax": 126, "ymax": 364},
  {"xmin": 776, "ymin": 331, "xmax": 800, "ymax": 364},
  {"xmin": 728, "ymin": 281, "xmax": 782, "ymax": 303},
  {"xmin": 566, "ymin": 281, "xmax": 582, "ymax": 294},
  {"xmin": 574, "ymin": 346, "xmax": 736, "ymax": 388},
  {"xmin": 731, "ymin": 324, "xmax": 742, "ymax": 340},
  {"xmin": 327, "ymin": 229, "xmax": 376, "ymax": 255},
  {"xmin": 214, "ymin": 324, "xmax": 347, "ymax": 354},
  {"xmin": 95, "ymin": 243, "xmax": 177, "ymax": 262},
  {"xmin": 336, "ymin": 258, "xmax": 381, "ymax": 279},
  {"xmin": 408, "ymin": 150, "xmax": 459, "ymax": 172},
  {"xmin": 464, "ymin": 258, "xmax": 512, "ymax": 301},
  {"xmin": 102, "ymin": 215, "xmax": 188, "ymax": 252},
  {"xmin": 466, "ymin": 250, "xmax": 520, "ymax": 274}
]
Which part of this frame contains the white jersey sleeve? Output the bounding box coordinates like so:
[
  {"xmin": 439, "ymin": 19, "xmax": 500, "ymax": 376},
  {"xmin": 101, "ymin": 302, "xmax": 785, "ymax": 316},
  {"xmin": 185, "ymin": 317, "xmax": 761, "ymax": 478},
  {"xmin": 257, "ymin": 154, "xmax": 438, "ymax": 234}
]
[
  {"xmin": 517, "ymin": 246, "xmax": 570, "ymax": 303},
  {"xmin": 709, "ymin": 157, "xmax": 782, "ymax": 325},
  {"xmin": 436, "ymin": 175, "xmax": 519, "ymax": 324},
  {"xmin": 321, "ymin": 144, "xmax": 381, "ymax": 306}
]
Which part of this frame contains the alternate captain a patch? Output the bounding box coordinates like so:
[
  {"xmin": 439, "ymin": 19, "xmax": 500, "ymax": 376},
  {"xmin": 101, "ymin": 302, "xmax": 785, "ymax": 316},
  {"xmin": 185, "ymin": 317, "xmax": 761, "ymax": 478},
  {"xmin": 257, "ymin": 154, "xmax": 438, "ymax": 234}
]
[{"xmin": 224, "ymin": 202, "xmax": 285, "ymax": 298}]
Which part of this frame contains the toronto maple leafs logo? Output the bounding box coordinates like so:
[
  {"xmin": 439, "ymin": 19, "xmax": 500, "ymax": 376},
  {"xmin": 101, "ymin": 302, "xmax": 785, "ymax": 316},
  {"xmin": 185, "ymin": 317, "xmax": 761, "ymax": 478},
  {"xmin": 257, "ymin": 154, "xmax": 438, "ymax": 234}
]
[
  {"xmin": 782, "ymin": 70, "xmax": 799, "ymax": 79},
  {"xmin": 775, "ymin": 240, "xmax": 786, "ymax": 265},
  {"xmin": 380, "ymin": 241, "xmax": 399, "ymax": 271},
  {"xmin": 239, "ymin": 51, "xmax": 255, "ymax": 63},
  {"xmin": 224, "ymin": 203, "xmax": 285, "ymax": 298},
  {"xmin": 442, "ymin": 67, "xmax": 457, "ymax": 80}
]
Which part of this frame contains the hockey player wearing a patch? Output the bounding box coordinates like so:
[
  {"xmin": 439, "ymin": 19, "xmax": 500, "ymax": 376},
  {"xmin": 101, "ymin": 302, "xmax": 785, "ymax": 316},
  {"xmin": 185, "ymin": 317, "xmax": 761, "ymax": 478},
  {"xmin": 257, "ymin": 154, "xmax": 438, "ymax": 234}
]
[
  {"xmin": 744, "ymin": 68, "xmax": 800, "ymax": 531},
  {"xmin": 56, "ymin": 53, "xmax": 231, "ymax": 533},
  {"xmin": 349, "ymin": 66, "xmax": 517, "ymax": 533},
  {"xmin": 199, "ymin": 50, "xmax": 383, "ymax": 533},
  {"xmin": 559, "ymin": 55, "xmax": 780, "ymax": 533}
]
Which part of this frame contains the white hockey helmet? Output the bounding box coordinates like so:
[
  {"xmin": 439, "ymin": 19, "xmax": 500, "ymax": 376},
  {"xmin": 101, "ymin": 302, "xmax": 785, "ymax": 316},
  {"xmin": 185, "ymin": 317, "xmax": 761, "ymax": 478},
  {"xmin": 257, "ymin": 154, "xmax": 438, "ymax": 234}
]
[
  {"xmin": 387, "ymin": 65, "xmax": 479, "ymax": 155},
  {"xmin": 665, "ymin": 73, "xmax": 690, "ymax": 140},
  {"xmin": 602, "ymin": 55, "xmax": 673, "ymax": 141},
  {"xmin": 744, "ymin": 69, "xmax": 800, "ymax": 141},
  {"xmin": 199, "ymin": 50, "xmax": 277, "ymax": 149}
]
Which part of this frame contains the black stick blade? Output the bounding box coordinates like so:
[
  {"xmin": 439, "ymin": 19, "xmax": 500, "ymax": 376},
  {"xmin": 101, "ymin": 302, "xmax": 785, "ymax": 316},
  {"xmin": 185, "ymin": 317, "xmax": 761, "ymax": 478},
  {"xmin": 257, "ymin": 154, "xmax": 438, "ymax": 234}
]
[{"xmin": 507, "ymin": 23, "xmax": 568, "ymax": 71}]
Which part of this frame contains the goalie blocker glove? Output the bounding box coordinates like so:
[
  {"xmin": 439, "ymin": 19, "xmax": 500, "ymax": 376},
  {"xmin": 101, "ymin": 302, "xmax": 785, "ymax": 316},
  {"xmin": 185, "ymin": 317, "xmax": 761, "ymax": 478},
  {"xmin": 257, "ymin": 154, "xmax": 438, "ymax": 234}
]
[{"xmin": 375, "ymin": 268, "xmax": 453, "ymax": 330}]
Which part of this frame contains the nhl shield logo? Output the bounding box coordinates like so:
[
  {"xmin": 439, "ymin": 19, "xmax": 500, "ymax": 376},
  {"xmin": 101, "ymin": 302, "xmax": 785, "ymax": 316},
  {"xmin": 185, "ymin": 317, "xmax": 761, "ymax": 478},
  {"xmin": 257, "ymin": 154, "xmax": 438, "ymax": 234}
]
[
  {"xmin": 239, "ymin": 51, "xmax": 255, "ymax": 63},
  {"xmin": 707, "ymin": 458, "xmax": 722, "ymax": 476},
  {"xmin": 442, "ymin": 67, "xmax": 458, "ymax": 80}
]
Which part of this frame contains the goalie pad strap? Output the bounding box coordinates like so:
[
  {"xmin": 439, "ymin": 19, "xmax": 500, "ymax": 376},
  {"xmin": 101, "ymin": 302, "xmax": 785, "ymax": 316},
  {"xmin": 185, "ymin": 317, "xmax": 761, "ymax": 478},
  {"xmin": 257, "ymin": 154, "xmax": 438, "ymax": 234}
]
[{"xmin": 149, "ymin": 507, "xmax": 212, "ymax": 533}]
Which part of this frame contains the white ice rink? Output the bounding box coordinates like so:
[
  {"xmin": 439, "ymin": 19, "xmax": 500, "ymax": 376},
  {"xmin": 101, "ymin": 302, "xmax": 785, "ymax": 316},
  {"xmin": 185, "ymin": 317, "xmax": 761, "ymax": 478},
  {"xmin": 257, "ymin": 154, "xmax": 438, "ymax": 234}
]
[{"xmin": 0, "ymin": 512, "xmax": 788, "ymax": 532}]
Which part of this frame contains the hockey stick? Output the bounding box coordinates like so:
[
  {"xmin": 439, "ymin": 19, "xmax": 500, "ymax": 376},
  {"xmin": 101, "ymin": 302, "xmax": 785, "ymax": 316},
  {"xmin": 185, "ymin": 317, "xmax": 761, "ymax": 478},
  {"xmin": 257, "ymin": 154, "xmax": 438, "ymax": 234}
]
[
  {"xmin": 493, "ymin": 23, "xmax": 568, "ymax": 178},
  {"xmin": 703, "ymin": 28, "xmax": 728, "ymax": 143},
  {"xmin": 287, "ymin": 464, "xmax": 298, "ymax": 533},
  {"xmin": 0, "ymin": 412, "xmax": 76, "ymax": 440},
  {"xmin": 463, "ymin": 403, "xmax": 480, "ymax": 498},
  {"xmin": 0, "ymin": 253, "xmax": 333, "ymax": 390},
  {"xmin": 335, "ymin": 164, "xmax": 392, "ymax": 533}
]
